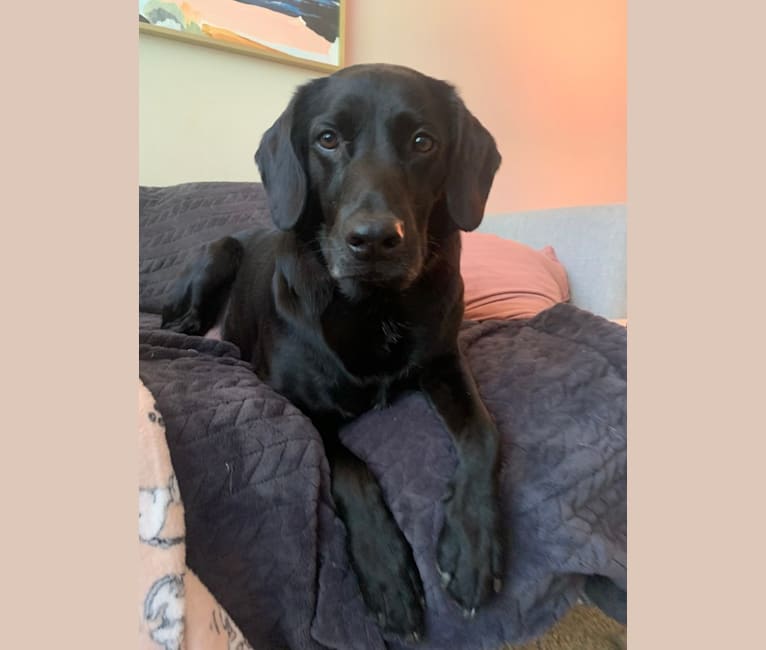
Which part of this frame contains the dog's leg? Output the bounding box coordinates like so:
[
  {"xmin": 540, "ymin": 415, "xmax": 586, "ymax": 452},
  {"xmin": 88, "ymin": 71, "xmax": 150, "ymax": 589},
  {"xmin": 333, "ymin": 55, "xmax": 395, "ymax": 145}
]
[
  {"xmin": 161, "ymin": 236, "xmax": 243, "ymax": 335},
  {"xmin": 420, "ymin": 351, "xmax": 504, "ymax": 616},
  {"xmin": 321, "ymin": 424, "xmax": 425, "ymax": 640}
]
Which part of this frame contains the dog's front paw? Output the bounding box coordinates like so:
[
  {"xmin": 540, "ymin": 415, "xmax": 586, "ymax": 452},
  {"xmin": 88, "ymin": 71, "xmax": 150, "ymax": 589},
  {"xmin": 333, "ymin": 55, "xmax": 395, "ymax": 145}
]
[
  {"xmin": 348, "ymin": 519, "xmax": 425, "ymax": 640},
  {"xmin": 436, "ymin": 477, "xmax": 503, "ymax": 616}
]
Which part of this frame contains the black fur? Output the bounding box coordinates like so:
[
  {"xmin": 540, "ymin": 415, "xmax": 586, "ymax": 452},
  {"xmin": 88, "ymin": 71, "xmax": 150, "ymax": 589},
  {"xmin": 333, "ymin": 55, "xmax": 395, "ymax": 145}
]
[{"xmin": 161, "ymin": 63, "xmax": 504, "ymax": 640}]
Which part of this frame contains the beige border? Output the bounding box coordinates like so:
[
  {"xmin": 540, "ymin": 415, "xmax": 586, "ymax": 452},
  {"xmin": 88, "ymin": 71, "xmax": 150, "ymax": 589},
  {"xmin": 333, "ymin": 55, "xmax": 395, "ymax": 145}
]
[
  {"xmin": 139, "ymin": 0, "xmax": 346, "ymax": 74},
  {"xmin": 4, "ymin": 2, "xmax": 137, "ymax": 647},
  {"xmin": 629, "ymin": 1, "xmax": 765, "ymax": 647}
]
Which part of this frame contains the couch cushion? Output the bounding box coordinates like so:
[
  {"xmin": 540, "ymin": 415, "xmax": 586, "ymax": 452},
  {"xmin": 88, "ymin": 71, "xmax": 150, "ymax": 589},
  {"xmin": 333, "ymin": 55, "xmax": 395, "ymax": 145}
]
[{"xmin": 479, "ymin": 205, "xmax": 626, "ymax": 319}]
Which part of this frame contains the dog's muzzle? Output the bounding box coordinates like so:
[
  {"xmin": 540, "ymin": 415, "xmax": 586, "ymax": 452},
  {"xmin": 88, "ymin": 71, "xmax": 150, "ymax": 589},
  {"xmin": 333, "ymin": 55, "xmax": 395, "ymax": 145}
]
[{"xmin": 326, "ymin": 212, "xmax": 421, "ymax": 297}]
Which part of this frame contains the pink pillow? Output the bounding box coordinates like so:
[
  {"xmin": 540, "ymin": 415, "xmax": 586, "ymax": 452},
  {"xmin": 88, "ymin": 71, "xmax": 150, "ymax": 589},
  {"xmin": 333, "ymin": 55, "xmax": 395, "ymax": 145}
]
[{"xmin": 460, "ymin": 231, "xmax": 570, "ymax": 320}]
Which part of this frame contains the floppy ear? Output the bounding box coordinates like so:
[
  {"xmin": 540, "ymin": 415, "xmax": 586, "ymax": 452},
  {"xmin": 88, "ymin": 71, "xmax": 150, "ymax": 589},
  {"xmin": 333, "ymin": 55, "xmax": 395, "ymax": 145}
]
[
  {"xmin": 445, "ymin": 93, "xmax": 502, "ymax": 231},
  {"xmin": 254, "ymin": 97, "xmax": 307, "ymax": 231}
]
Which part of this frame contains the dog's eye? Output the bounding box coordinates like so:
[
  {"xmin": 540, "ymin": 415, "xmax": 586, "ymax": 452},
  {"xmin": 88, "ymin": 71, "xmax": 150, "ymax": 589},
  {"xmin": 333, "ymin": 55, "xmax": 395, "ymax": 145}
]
[
  {"xmin": 413, "ymin": 133, "xmax": 435, "ymax": 153},
  {"xmin": 318, "ymin": 130, "xmax": 340, "ymax": 150}
]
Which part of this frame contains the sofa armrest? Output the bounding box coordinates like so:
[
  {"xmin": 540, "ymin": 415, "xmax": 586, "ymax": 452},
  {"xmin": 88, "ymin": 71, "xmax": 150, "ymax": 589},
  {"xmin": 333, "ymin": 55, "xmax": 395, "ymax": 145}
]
[{"xmin": 478, "ymin": 205, "xmax": 626, "ymax": 320}]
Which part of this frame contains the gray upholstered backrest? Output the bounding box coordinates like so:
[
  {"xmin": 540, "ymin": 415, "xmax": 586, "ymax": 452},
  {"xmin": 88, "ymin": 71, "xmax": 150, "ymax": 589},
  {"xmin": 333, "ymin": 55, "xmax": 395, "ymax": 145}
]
[{"xmin": 479, "ymin": 205, "xmax": 626, "ymax": 319}]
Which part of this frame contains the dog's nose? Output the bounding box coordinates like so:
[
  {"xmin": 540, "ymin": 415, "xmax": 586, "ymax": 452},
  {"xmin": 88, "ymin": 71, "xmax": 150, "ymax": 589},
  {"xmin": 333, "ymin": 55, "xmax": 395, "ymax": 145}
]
[{"xmin": 345, "ymin": 217, "xmax": 405, "ymax": 260}]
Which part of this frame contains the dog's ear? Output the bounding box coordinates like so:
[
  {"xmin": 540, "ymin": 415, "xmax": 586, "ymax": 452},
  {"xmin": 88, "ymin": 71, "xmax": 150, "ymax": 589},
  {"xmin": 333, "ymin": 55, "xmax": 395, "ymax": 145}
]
[
  {"xmin": 255, "ymin": 94, "xmax": 308, "ymax": 231},
  {"xmin": 445, "ymin": 92, "xmax": 502, "ymax": 231}
]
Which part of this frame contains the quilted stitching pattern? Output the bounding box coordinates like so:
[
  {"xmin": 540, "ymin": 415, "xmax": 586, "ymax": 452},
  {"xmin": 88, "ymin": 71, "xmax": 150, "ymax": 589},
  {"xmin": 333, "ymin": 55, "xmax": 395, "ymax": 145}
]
[{"xmin": 139, "ymin": 305, "xmax": 626, "ymax": 650}]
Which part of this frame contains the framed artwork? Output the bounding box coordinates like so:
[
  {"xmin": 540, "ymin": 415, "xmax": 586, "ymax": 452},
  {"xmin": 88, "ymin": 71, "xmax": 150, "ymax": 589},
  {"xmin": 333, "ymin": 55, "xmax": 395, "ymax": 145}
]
[{"xmin": 139, "ymin": 0, "xmax": 344, "ymax": 72}]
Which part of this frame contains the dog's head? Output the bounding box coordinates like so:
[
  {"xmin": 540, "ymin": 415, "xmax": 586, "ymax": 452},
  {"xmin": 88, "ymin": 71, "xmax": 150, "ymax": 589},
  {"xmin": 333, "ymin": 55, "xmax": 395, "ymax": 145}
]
[{"xmin": 255, "ymin": 64, "xmax": 501, "ymax": 300}]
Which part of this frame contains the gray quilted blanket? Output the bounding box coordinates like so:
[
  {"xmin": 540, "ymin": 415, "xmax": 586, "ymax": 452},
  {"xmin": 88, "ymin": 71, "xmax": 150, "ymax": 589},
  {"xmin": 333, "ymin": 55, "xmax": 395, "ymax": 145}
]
[{"xmin": 138, "ymin": 183, "xmax": 626, "ymax": 650}]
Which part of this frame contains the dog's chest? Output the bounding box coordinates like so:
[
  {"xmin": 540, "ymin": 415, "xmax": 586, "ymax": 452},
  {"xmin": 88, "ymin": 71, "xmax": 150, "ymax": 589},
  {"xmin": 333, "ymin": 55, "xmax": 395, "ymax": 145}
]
[
  {"xmin": 269, "ymin": 309, "xmax": 417, "ymax": 419},
  {"xmin": 323, "ymin": 309, "xmax": 415, "ymax": 379}
]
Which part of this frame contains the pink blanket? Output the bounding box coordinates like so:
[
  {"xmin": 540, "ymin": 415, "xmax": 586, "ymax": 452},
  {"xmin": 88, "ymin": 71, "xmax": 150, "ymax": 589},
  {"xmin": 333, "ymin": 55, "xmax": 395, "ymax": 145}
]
[{"xmin": 138, "ymin": 380, "xmax": 255, "ymax": 650}]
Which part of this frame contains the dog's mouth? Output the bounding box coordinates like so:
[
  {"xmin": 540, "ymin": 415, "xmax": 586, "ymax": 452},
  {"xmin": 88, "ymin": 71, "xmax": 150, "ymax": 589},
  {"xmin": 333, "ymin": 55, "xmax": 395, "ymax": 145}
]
[
  {"xmin": 329, "ymin": 261, "xmax": 421, "ymax": 300},
  {"xmin": 331, "ymin": 265, "xmax": 415, "ymax": 286}
]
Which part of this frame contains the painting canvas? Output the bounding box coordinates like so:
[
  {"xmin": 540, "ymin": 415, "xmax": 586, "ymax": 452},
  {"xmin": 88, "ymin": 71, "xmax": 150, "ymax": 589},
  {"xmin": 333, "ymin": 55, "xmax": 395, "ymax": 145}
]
[{"xmin": 139, "ymin": 0, "xmax": 343, "ymax": 71}]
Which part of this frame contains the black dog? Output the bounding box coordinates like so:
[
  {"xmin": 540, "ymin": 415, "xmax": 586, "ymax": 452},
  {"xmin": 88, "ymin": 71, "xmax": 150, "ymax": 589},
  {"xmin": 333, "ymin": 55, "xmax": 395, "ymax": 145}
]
[{"xmin": 162, "ymin": 63, "xmax": 503, "ymax": 640}]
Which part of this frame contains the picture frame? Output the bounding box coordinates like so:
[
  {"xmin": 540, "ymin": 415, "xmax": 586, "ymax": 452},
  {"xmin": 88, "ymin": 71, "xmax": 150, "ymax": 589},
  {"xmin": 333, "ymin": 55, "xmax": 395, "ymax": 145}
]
[{"xmin": 139, "ymin": 0, "xmax": 344, "ymax": 73}]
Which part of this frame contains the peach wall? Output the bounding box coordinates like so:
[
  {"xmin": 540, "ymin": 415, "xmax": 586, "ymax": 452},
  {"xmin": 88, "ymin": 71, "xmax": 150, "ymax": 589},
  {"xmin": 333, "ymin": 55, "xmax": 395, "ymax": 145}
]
[
  {"xmin": 140, "ymin": 1, "xmax": 625, "ymax": 214},
  {"xmin": 344, "ymin": 1, "xmax": 626, "ymax": 213}
]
